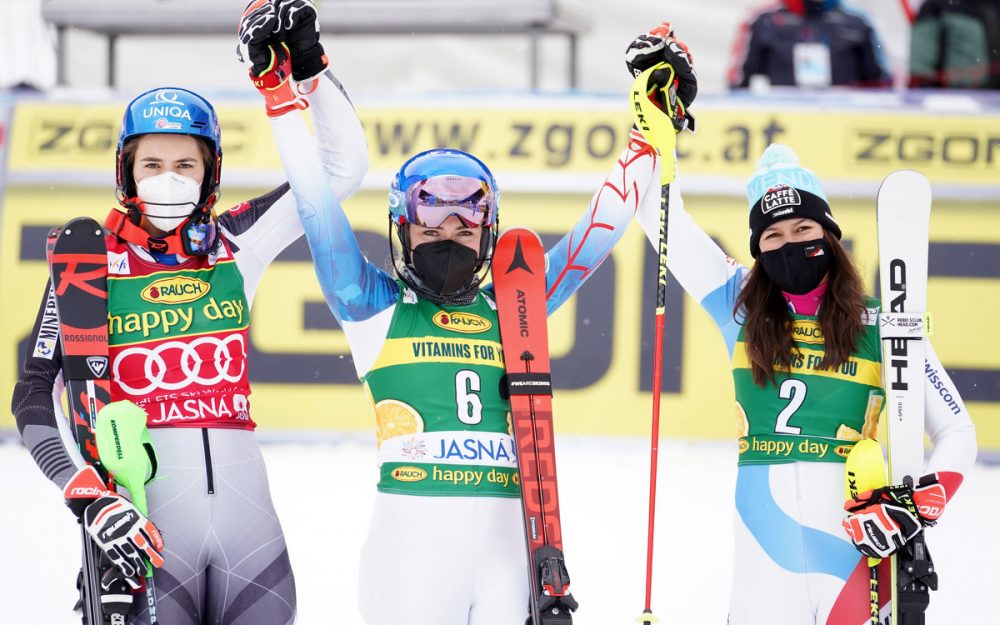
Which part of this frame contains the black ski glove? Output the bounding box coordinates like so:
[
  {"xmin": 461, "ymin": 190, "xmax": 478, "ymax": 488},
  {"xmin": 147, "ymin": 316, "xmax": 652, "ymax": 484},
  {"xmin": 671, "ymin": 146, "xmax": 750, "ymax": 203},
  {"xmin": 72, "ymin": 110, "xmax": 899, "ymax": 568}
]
[
  {"xmin": 275, "ymin": 0, "xmax": 328, "ymax": 81},
  {"xmin": 625, "ymin": 22, "xmax": 698, "ymax": 132},
  {"xmin": 237, "ymin": 0, "xmax": 280, "ymax": 77}
]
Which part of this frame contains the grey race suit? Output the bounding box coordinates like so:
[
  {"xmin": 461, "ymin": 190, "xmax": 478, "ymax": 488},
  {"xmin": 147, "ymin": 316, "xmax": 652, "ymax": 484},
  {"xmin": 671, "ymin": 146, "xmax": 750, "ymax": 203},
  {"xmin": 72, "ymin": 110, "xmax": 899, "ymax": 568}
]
[{"xmin": 10, "ymin": 70, "xmax": 368, "ymax": 624}]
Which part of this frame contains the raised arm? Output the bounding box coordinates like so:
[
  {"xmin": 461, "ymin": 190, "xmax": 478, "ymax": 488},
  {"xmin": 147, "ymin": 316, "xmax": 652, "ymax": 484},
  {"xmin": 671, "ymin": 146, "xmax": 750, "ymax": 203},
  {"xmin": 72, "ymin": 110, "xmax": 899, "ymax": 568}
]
[
  {"xmin": 624, "ymin": 23, "xmax": 747, "ymax": 356},
  {"xmin": 228, "ymin": 1, "xmax": 369, "ymax": 306},
  {"xmin": 540, "ymin": 130, "xmax": 653, "ymax": 315},
  {"xmin": 634, "ymin": 154, "xmax": 748, "ymax": 358},
  {"xmin": 270, "ymin": 110, "xmax": 398, "ymax": 324}
]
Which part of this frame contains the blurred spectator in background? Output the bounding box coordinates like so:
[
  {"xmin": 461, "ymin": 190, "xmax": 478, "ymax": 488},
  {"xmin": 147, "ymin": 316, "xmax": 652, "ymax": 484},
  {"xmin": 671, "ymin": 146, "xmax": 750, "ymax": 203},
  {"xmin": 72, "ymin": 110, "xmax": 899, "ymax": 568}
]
[
  {"xmin": 729, "ymin": 0, "xmax": 892, "ymax": 89},
  {"xmin": 1, "ymin": 0, "xmax": 57, "ymax": 91},
  {"xmin": 909, "ymin": 0, "xmax": 1000, "ymax": 89}
]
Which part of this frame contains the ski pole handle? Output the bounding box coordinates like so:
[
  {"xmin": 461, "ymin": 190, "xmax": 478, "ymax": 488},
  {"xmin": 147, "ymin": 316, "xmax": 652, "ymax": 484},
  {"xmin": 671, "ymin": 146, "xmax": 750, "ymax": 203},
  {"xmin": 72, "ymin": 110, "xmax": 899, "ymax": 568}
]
[
  {"xmin": 630, "ymin": 62, "xmax": 679, "ymax": 185},
  {"xmin": 630, "ymin": 62, "xmax": 677, "ymax": 312}
]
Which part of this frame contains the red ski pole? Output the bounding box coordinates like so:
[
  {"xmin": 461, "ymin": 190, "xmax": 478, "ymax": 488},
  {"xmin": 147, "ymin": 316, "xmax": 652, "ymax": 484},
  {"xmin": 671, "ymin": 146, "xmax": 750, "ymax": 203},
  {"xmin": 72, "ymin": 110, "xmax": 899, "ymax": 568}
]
[
  {"xmin": 899, "ymin": 0, "xmax": 915, "ymax": 24},
  {"xmin": 630, "ymin": 62, "xmax": 679, "ymax": 623}
]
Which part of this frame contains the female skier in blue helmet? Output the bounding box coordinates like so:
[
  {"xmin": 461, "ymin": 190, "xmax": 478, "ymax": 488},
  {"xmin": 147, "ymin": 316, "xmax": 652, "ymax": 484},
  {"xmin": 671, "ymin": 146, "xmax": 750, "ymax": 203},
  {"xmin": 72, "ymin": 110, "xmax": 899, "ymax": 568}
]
[
  {"xmin": 387, "ymin": 149, "xmax": 500, "ymax": 302},
  {"xmin": 12, "ymin": 3, "xmax": 367, "ymax": 623},
  {"xmin": 258, "ymin": 35, "xmax": 667, "ymax": 625}
]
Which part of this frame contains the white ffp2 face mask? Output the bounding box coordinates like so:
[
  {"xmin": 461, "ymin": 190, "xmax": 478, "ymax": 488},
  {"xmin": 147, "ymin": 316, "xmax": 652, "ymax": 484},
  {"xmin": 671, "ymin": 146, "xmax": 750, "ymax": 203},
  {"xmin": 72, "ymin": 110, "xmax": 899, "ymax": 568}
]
[{"xmin": 136, "ymin": 172, "xmax": 201, "ymax": 232}]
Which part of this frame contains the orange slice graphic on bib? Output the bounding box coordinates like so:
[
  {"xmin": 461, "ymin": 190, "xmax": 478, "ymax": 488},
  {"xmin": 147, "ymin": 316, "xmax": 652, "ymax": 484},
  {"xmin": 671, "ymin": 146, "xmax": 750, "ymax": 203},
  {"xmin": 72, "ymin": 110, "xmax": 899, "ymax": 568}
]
[{"xmin": 374, "ymin": 400, "xmax": 424, "ymax": 448}]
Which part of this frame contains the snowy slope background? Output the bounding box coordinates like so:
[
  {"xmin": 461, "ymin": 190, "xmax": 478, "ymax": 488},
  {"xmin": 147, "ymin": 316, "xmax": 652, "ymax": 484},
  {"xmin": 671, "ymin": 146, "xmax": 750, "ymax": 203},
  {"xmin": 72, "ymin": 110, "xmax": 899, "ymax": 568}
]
[{"xmin": 2, "ymin": 437, "xmax": 997, "ymax": 623}]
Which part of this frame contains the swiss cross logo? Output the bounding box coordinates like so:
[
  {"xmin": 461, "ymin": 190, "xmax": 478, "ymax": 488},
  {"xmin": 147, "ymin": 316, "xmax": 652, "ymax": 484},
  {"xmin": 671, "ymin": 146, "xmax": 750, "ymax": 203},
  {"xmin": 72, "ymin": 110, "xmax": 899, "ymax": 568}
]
[{"xmin": 761, "ymin": 185, "xmax": 801, "ymax": 215}]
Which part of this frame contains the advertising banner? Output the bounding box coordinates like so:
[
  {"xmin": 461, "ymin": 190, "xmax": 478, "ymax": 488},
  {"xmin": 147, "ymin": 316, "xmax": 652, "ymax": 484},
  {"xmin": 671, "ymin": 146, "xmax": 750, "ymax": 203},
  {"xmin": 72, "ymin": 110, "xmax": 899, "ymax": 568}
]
[
  {"xmin": 2, "ymin": 186, "xmax": 997, "ymax": 449},
  {"xmin": 6, "ymin": 94, "xmax": 1000, "ymax": 197}
]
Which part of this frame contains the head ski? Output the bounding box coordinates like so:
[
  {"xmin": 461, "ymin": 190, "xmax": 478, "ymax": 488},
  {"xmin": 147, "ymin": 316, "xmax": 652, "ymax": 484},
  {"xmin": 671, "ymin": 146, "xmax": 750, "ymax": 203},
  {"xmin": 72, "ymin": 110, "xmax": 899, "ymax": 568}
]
[{"xmin": 877, "ymin": 170, "xmax": 936, "ymax": 625}]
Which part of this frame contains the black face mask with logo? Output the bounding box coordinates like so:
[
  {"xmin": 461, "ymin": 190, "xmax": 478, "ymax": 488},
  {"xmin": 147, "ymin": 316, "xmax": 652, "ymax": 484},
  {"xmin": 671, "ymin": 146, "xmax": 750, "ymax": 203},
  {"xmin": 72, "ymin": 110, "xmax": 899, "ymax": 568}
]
[
  {"xmin": 411, "ymin": 240, "xmax": 480, "ymax": 296},
  {"xmin": 758, "ymin": 238, "xmax": 832, "ymax": 295}
]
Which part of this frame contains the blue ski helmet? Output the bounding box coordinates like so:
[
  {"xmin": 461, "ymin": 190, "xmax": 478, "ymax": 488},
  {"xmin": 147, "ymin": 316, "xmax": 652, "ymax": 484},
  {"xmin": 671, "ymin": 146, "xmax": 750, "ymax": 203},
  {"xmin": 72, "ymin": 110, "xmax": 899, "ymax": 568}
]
[
  {"xmin": 115, "ymin": 87, "xmax": 222, "ymax": 203},
  {"xmin": 389, "ymin": 149, "xmax": 498, "ymax": 228},
  {"xmin": 388, "ymin": 149, "xmax": 500, "ymax": 302}
]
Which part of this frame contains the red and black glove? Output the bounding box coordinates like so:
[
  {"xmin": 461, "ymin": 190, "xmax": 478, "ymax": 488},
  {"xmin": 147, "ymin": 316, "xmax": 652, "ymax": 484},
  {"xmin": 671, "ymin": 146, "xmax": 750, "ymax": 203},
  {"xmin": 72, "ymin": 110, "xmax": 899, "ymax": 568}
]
[
  {"xmin": 842, "ymin": 473, "xmax": 948, "ymax": 559},
  {"xmin": 624, "ymin": 22, "xmax": 697, "ymax": 132},
  {"xmin": 238, "ymin": 1, "xmax": 310, "ymax": 117},
  {"xmin": 274, "ymin": 0, "xmax": 328, "ymax": 82},
  {"xmin": 64, "ymin": 466, "xmax": 165, "ymax": 589}
]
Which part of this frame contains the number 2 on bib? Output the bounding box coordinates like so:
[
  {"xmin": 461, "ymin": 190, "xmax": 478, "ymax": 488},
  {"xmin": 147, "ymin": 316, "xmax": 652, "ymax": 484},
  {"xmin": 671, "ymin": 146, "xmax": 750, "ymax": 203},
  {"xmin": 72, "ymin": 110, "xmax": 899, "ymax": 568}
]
[{"xmin": 775, "ymin": 378, "xmax": 807, "ymax": 434}]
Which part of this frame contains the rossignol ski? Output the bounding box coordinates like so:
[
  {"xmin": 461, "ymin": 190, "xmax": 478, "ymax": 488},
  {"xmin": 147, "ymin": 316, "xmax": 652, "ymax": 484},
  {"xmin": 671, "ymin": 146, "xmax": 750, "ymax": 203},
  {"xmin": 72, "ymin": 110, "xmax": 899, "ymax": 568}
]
[
  {"xmin": 877, "ymin": 170, "xmax": 936, "ymax": 625},
  {"xmin": 47, "ymin": 217, "xmax": 128, "ymax": 625},
  {"xmin": 493, "ymin": 228, "xmax": 578, "ymax": 625}
]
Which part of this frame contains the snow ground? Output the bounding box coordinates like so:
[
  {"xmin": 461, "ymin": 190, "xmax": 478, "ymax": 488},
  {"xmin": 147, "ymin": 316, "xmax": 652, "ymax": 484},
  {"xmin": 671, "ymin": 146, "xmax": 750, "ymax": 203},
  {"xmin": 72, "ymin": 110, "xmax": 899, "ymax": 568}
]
[{"xmin": 1, "ymin": 436, "xmax": 996, "ymax": 623}]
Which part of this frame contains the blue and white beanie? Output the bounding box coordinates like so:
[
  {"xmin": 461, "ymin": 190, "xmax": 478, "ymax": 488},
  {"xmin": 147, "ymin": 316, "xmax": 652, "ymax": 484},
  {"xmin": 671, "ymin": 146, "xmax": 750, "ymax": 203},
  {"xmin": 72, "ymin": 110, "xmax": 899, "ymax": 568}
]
[{"xmin": 746, "ymin": 144, "xmax": 841, "ymax": 258}]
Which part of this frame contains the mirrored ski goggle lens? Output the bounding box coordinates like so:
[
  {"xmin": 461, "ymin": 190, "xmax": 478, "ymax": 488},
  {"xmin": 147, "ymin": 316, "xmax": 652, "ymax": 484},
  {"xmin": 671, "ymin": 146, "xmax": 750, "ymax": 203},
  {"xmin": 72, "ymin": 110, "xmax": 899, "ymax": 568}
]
[
  {"xmin": 407, "ymin": 176, "xmax": 492, "ymax": 228},
  {"xmin": 183, "ymin": 217, "xmax": 218, "ymax": 255}
]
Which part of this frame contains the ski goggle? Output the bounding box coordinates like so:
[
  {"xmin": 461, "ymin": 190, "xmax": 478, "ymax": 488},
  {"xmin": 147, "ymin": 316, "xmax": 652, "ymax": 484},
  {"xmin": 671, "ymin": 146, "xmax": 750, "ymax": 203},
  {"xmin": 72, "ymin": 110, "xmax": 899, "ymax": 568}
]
[
  {"xmin": 406, "ymin": 175, "xmax": 494, "ymax": 228},
  {"xmin": 181, "ymin": 211, "xmax": 220, "ymax": 256}
]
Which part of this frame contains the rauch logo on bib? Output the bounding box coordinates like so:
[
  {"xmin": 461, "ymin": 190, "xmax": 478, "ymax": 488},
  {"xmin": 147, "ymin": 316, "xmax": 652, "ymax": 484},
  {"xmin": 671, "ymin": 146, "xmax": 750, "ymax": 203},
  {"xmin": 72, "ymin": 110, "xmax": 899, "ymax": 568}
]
[
  {"xmin": 432, "ymin": 312, "xmax": 492, "ymax": 334},
  {"xmin": 141, "ymin": 277, "xmax": 211, "ymax": 304}
]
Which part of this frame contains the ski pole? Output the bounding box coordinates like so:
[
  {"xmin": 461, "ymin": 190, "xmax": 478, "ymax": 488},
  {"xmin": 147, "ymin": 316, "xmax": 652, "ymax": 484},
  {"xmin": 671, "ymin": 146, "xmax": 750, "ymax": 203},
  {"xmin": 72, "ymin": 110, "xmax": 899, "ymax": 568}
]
[
  {"xmin": 898, "ymin": 0, "xmax": 915, "ymax": 24},
  {"xmin": 629, "ymin": 62, "xmax": 679, "ymax": 623},
  {"xmin": 845, "ymin": 437, "xmax": 888, "ymax": 625}
]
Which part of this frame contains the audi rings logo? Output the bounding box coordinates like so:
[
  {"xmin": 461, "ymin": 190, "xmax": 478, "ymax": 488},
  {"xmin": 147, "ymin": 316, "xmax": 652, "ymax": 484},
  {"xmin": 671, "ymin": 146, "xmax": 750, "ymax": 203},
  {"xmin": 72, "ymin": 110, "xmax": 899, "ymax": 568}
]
[{"xmin": 113, "ymin": 335, "xmax": 246, "ymax": 395}]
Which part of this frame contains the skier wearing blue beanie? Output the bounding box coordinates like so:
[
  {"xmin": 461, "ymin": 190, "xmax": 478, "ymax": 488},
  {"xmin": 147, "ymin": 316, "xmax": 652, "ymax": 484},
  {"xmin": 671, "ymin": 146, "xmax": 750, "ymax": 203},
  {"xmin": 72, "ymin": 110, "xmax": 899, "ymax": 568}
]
[{"xmin": 627, "ymin": 22, "xmax": 975, "ymax": 625}]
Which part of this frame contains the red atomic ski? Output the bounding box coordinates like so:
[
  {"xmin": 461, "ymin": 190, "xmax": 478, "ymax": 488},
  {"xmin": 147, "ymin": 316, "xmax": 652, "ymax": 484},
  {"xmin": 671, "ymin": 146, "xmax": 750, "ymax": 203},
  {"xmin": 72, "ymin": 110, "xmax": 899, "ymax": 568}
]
[{"xmin": 493, "ymin": 227, "xmax": 578, "ymax": 625}]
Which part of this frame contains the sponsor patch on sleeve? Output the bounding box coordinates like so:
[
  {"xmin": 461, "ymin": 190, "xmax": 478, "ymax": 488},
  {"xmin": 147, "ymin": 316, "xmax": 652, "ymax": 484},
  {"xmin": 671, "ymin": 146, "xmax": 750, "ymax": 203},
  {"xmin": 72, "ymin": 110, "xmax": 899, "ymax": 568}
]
[
  {"xmin": 108, "ymin": 251, "xmax": 130, "ymax": 275},
  {"xmin": 32, "ymin": 286, "xmax": 60, "ymax": 360}
]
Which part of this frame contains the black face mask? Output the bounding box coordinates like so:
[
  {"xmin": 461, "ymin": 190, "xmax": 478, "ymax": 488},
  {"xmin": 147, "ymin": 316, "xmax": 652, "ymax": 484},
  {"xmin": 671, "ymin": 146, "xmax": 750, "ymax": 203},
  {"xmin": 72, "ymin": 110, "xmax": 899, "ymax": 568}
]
[
  {"xmin": 758, "ymin": 238, "xmax": 831, "ymax": 295},
  {"xmin": 411, "ymin": 240, "xmax": 480, "ymax": 296},
  {"xmin": 804, "ymin": 0, "xmax": 828, "ymax": 15}
]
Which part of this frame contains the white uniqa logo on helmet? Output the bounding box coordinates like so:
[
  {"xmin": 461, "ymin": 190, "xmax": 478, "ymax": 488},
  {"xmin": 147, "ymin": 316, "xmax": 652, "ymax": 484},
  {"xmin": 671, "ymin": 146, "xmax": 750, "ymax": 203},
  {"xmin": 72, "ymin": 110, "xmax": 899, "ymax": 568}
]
[
  {"xmin": 155, "ymin": 90, "xmax": 180, "ymax": 103},
  {"xmin": 761, "ymin": 184, "xmax": 801, "ymax": 215},
  {"xmin": 143, "ymin": 89, "xmax": 192, "ymax": 127}
]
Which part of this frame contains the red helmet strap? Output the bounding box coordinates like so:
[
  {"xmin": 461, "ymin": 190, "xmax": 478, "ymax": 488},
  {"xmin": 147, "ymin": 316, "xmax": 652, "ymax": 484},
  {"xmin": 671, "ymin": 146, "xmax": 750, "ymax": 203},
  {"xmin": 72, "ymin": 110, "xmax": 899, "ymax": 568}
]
[{"xmin": 105, "ymin": 207, "xmax": 187, "ymax": 256}]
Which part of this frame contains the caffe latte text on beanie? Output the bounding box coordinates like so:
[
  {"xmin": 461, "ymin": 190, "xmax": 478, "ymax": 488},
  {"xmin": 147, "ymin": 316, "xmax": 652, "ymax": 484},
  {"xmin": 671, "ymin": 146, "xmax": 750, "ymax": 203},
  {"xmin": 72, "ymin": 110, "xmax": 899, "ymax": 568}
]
[{"xmin": 745, "ymin": 144, "xmax": 841, "ymax": 257}]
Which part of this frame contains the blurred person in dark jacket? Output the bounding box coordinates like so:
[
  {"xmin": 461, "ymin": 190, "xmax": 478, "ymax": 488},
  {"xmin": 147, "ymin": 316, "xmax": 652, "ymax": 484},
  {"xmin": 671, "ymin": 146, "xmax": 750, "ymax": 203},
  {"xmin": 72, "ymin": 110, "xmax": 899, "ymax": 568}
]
[
  {"xmin": 729, "ymin": 0, "xmax": 892, "ymax": 89},
  {"xmin": 909, "ymin": 0, "xmax": 1000, "ymax": 89}
]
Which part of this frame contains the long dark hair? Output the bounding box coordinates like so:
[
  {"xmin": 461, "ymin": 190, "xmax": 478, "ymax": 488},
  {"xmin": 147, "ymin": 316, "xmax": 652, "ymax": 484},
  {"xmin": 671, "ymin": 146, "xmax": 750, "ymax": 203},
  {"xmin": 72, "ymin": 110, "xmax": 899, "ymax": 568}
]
[{"xmin": 734, "ymin": 230, "xmax": 868, "ymax": 386}]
